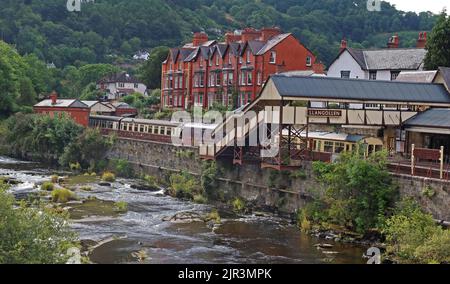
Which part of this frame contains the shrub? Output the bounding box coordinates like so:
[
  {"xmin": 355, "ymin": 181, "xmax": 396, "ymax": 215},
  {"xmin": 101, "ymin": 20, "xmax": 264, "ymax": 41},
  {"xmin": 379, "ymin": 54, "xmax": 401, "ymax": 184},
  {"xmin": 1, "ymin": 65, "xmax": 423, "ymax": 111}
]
[
  {"xmin": 193, "ymin": 194, "xmax": 207, "ymax": 204},
  {"xmin": 143, "ymin": 175, "xmax": 158, "ymax": 188},
  {"xmin": 169, "ymin": 172, "xmax": 200, "ymax": 199},
  {"xmin": 102, "ymin": 172, "xmax": 116, "ymax": 182},
  {"xmin": 290, "ymin": 169, "xmax": 307, "ymax": 180},
  {"xmin": 297, "ymin": 209, "xmax": 312, "ymax": 233},
  {"xmin": 51, "ymin": 189, "xmax": 77, "ymax": 203},
  {"xmin": 41, "ymin": 182, "xmax": 54, "ymax": 191},
  {"xmin": 51, "ymin": 175, "xmax": 59, "ymax": 183},
  {"xmin": 205, "ymin": 209, "xmax": 221, "ymax": 224},
  {"xmin": 383, "ymin": 200, "xmax": 449, "ymax": 264},
  {"xmin": 114, "ymin": 201, "xmax": 128, "ymax": 213},
  {"xmin": 108, "ymin": 159, "xmax": 134, "ymax": 178},
  {"xmin": 0, "ymin": 184, "xmax": 78, "ymax": 264},
  {"xmin": 232, "ymin": 197, "xmax": 245, "ymax": 213},
  {"xmin": 421, "ymin": 185, "xmax": 436, "ymax": 199},
  {"xmin": 80, "ymin": 186, "xmax": 92, "ymax": 192},
  {"xmin": 69, "ymin": 162, "xmax": 81, "ymax": 172}
]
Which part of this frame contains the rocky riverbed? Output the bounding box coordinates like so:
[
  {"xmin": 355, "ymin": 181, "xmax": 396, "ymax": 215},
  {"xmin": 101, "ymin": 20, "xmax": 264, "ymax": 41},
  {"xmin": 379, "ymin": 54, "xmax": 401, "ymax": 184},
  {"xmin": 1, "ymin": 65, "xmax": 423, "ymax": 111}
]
[{"xmin": 0, "ymin": 156, "xmax": 368, "ymax": 264}]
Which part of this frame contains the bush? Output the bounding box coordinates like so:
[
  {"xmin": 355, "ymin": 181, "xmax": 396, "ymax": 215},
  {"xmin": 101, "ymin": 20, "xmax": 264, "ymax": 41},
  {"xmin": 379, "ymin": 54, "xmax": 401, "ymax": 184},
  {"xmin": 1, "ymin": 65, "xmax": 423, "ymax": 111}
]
[
  {"xmin": 69, "ymin": 162, "xmax": 81, "ymax": 172},
  {"xmin": 114, "ymin": 201, "xmax": 128, "ymax": 213},
  {"xmin": 193, "ymin": 194, "xmax": 207, "ymax": 204},
  {"xmin": 205, "ymin": 209, "xmax": 221, "ymax": 224},
  {"xmin": 40, "ymin": 182, "xmax": 54, "ymax": 191},
  {"xmin": 102, "ymin": 172, "xmax": 116, "ymax": 182},
  {"xmin": 108, "ymin": 159, "xmax": 134, "ymax": 178},
  {"xmin": 0, "ymin": 183, "xmax": 78, "ymax": 264},
  {"xmin": 169, "ymin": 172, "xmax": 201, "ymax": 199},
  {"xmin": 232, "ymin": 197, "xmax": 245, "ymax": 213},
  {"xmin": 51, "ymin": 175, "xmax": 59, "ymax": 183},
  {"xmin": 421, "ymin": 185, "xmax": 436, "ymax": 199},
  {"xmin": 80, "ymin": 186, "xmax": 92, "ymax": 192},
  {"xmin": 143, "ymin": 175, "xmax": 158, "ymax": 188},
  {"xmin": 51, "ymin": 189, "xmax": 77, "ymax": 203},
  {"xmin": 290, "ymin": 169, "xmax": 307, "ymax": 180},
  {"xmin": 383, "ymin": 200, "xmax": 449, "ymax": 264},
  {"xmin": 310, "ymin": 150, "xmax": 398, "ymax": 233}
]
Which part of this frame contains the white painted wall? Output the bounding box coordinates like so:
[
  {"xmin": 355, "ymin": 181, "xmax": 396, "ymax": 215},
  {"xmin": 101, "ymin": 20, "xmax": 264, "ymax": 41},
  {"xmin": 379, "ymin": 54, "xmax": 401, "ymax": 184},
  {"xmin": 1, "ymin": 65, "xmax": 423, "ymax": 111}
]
[{"xmin": 327, "ymin": 50, "xmax": 367, "ymax": 79}]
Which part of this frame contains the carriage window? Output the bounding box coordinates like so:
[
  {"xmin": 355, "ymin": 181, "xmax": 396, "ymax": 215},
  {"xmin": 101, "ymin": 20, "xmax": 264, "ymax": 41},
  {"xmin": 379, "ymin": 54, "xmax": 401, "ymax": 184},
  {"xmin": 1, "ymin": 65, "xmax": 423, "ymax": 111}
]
[
  {"xmin": 324, "ymin": 141, "xmax": 334, "ymax": 153},
  {"xmin": 134, "ymin": 125, "xmax": 138, "ymax": 132},
  {"xmin": 335, "ymin": 142, "xmax": 345, "ymax": 153},
  {"xmin": 140, "ymin": 125, "xmax": 144, "ymax": 132},
  {"xmin": 160, "ymin": 127, "xmax": 165, "ymax": 135},
  {"xmin": 166, "ymin": 128, "xmax": 172, "ymax": 136}
]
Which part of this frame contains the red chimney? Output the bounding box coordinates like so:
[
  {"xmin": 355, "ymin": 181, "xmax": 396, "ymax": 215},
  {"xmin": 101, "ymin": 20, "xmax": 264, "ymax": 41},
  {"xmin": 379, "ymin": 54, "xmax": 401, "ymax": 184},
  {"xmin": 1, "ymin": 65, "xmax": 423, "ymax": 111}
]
[
  {"xmin": 387, "ymin": 34, "xmax": 400, "ymax": 48},
  {"xmin": 50, "ymin": 91, "xmax": 58, "ymax": 105},
  {"xmin": 192, "ymin": 32, "xmax": 208, "ymax": 47},
  {"xmin": 241, "ymin": 28, "xmax": 262, "ymax": 43},
  {"xmin": 225, "ymin": 32, "xmax": 241, "ymax": 43},
  {"xmin": 416, "ymin": 31, "xmax": 427, "ymax": 48},
  {"xmin": 340, "ymin": 38, "xmax": 347, "ymax": 52},
  {"xmin": 260, "ymin": 27, "xmax": 282, "ymax": 41}
]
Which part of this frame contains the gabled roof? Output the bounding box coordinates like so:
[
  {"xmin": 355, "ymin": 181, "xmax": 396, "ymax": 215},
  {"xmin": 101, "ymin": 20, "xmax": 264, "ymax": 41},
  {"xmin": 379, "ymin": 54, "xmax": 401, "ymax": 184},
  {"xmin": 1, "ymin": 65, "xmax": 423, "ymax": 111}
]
[
  {"xmin": 216, "ymin": 44, "xmax": 228, "ymax": 58},
  {"xmin": 334, "ymin": 47, "xmax": 427, "ymax": 71},
  {"xmin": 396, "ymin": 71, "xmax": 438, "ymax": 83},
  {"xmin": 241, "ymin": 40, "xmax": 266, "ymax": 55},
  {"xmin": 34, "ymin": 99, "xmax": 89, "ymax": 108},
  {"xmin": 269, "ymin": 75, "xmax": 450, "ymax": 104},
  {"xmin": 169, "ymin": 48, "xmax": 180, "ymax": 63},
  {"xmin": 257, "ymin": 33, "xmax": 291, "ymax": 55},
  {"xmin": 438, "ymin": 67, "xmax": 450, "ymax": 87},
  {"xmin": 229, "ymin": 42, "xmax": 241, "ymax": 56},
  {"xmin": 184, "ymin": 46, "xmax": 212, "ymax": 62},
  {"xmin": 404, "ymin": 108, "xmax": 450, "ymax": 129},
  {"xmin": 98, "ymin": 72, "xmax": 142, "ymax": 84}
]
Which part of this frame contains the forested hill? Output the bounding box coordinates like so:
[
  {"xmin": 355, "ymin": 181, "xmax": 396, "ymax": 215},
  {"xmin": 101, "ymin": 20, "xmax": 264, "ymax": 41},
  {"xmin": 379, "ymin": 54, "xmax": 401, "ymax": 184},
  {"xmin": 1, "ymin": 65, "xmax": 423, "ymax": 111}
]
[{"xmin": 0, "ymin": 0, "xmax": 439, "ymax": 67}]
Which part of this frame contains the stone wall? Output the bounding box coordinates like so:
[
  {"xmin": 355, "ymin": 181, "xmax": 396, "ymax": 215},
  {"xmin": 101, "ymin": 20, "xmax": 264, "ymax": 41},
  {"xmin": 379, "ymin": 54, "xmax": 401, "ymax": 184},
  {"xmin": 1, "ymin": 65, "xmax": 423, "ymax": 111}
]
[{"xmin": 108, "ymin": 138, "xmax": 450, "ymax": 221}]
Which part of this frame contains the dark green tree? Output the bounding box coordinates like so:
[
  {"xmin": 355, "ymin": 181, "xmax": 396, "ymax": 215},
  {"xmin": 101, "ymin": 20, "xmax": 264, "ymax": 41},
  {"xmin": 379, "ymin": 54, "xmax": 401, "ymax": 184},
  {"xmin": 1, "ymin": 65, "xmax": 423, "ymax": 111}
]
[
  {"xmin": 138, "ymin": 46, "xmax": 169, "ymax": 89},
  {"xmin": 424, "ymin": 11, "xmax": 450, "ymax": 69}
]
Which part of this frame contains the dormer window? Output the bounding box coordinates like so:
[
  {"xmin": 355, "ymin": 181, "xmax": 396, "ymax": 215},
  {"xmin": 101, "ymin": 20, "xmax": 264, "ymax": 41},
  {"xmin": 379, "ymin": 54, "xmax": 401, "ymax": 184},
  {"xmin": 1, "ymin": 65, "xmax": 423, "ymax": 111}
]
[
  {"xmin": 216, "ymin": 56, "xmax": 219, "ymax": 66},
  {"xmin": 228, "ymin": 55, "xmax": 232, "ymax": 65},
  {"xmin": 247, "ymin": 50, "xmax": 251, "ymax": 64},
  {"xmin": 269, "ymin": 51, "xmax": 277, "ymax": 64}
]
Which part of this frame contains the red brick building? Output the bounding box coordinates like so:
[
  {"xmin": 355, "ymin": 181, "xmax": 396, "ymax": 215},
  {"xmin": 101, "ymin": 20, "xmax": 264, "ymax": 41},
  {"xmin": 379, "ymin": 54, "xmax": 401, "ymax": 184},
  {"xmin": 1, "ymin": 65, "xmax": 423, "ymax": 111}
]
[
  {"xmin": 33, "ymin": 92, "xmax": 90, "ymax": 127},
  {"xmin": 161, "ymin": 27, "xmax": 324, "ymax": 110}
]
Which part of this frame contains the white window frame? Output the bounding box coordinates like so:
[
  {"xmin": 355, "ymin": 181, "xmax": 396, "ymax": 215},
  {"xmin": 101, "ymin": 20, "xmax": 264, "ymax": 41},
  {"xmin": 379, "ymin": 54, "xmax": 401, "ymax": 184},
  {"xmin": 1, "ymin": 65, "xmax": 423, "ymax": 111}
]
[{"xmin": 269, "ymin": 51, "xmax": 277, "ymax": 64}]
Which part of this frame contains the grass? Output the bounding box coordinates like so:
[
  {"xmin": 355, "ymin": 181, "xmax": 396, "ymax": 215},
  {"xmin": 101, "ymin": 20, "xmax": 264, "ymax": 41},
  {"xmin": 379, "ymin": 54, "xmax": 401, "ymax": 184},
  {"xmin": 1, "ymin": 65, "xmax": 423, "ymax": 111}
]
[
  {"xmin": 232, "ymin": 197, "xmax": 245, "ymax": 213},
  {"xmin": 114, "ymin": 201, "xmax": 128, "ymax": 213},
  {"xmin": 80, "ymin": 186, "xmax": 92, "ymax": 192},
  {"xmin": 193, "ymin": 194, "xmax": 207, "ymax": 204},
  {"xmin": 40, "ymin": 182, "xmax": 54, "ymax": 191},
  {"xmin": 51, "ymin": 175, "xmax": 59, "ymax": 183},
  {"xmin": 102, "ymin": 172, "xmax": 116, "ymax": 182},
  {"xmin": 205, "ymin": 209, "xmax": 221, "ymax": 224},
  {"xmin": 51, "ymin": 188, "xmax": 77, "ymax": 203},
  {"xmin": 63, "ymin": 175, "xmax": 98, "ymax": 186}
]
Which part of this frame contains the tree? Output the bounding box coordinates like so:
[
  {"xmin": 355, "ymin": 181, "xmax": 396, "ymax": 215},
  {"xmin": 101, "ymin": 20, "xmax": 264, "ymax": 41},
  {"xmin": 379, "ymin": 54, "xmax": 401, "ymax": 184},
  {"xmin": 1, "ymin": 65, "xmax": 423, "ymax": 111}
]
[
  {"xmin": 424, "ymin": 11, "xmax": 450, "ymax": 69},
  {"xmin": 138, "ymin": 46, "xmax": 169, "ymax": 90},
  {"xmin": 0, "ymin": 182, "xmax": 78, "ymax": 264},
  {"xmin": 311, "ymin": 150, "xmax": 399, "ymax": 233}
]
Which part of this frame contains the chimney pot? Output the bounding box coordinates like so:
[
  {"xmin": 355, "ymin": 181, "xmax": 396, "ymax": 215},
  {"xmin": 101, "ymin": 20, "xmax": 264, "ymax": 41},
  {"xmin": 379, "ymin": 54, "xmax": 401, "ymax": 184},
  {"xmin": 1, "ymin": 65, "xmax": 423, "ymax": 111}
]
[
  {"xmin": 416, "ymin": 31, "xmax": 427, "ymax": 48},
  {"xmin": 192, "ymin": 32, "xmax": 209, "ymax": 47},
  {"xmin": 387, "ymin": 34, "xmax": 400, "ymax": 48},
  {"xmin": 260, "ymin": 27, "xmax": 282, "ymax": 41},
  {"xmin": 50, "ymin": 91, "xmax": 58, "ymax": 105},
  {"xmin": 340, "ymin": 38, "xmax": 347, "ymax": 52}
]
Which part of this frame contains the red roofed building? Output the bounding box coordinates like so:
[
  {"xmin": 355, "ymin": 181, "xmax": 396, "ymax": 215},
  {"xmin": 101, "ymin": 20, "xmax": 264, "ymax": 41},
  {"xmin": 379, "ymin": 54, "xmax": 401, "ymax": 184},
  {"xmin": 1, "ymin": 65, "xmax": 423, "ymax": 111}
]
[
  {"xmin": 33, "ymin": 92, "xmax": 90, "ymax": 126},
  {"xmin": 161, "ymin": 27, "xmax": 324, "ymax": 110}
]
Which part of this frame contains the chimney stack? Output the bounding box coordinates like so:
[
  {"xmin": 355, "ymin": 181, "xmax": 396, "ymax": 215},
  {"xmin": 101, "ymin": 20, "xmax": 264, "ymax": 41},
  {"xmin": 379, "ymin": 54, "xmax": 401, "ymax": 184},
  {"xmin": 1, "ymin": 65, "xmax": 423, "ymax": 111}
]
[
  {"xmin": 225, "ymin": 32, "xmax": 241, "ymax": 44},
  {"xmin": 192, "ymin": 32, "xmax": 208, "ymax": 47},
  {"xmin": 50, "ymin": 91, "xmax": 58, "ymax": 105},
  {"xmin": 241, "ymin": 28, "xmax": 262, "ymax": 43},
  {"xmin": 260, "ymin": 27, "xmax": 282, "ymax": 41},
  {"xmin": 340, "ymin": 38, "xmax": 347, "ymax": 52},
  {"xmin": 416, "ymin": 31, "xmax": 427, "ymax": 48},
  {"xmin": 387, "ymin": 34, "xmax": 400, "ymax": 48}
]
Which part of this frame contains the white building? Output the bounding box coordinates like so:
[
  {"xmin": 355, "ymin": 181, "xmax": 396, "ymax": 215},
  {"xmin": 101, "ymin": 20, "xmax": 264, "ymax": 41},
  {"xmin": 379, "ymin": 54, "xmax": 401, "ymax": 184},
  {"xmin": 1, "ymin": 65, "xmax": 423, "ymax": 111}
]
[
  {"xmin": 97, "ymin": 72, "xmax": 148, "ymax": 101},
  {"xmin": 133, "ymin": 51, "xmax": 150, "ymax": 61},
  {"xmin": 327, "ymin": 34, "xmax": 428, "ymax": 81}
]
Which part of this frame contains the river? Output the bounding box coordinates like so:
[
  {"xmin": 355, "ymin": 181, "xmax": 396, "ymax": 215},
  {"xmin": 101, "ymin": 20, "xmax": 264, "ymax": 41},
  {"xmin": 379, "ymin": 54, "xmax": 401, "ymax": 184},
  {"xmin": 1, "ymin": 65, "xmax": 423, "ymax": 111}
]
[{"xmin": 0, "ymin": 156, "xmax": 367, "ymax": 264}]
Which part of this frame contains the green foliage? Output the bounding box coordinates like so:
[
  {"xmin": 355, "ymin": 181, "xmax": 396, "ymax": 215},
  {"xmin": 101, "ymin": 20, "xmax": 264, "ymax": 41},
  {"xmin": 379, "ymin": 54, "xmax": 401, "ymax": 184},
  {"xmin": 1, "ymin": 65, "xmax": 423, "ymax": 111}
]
[
  {"xmin": 51, "ymin": 188, "xmax": 77, "ymax": 203},
  {"xmin": 108, "ymin": 159, "xmax": 134, "ymax": 178},
  {"xmin": 40, "ymin": 182, "xmax": 54, "ymax": 192},
  {"xmin": 101, "ymin": 172, "xmax": 116, "ymax": 182},
  {"xmin": 201, "ymin": 161, "xmax": 221, "ymax": 200},
  {"xmin": 421, "ymin": 185, "xmax": 436, "ymax": 199},
  {"xmin": 311, "ymin": 151, "xmax": 399, "ymax": 233},
  {"xmin": 0, "ymin": 183, "xmax": 78, "ymax": 264},
  {"xmin": 169, "ymin": 171, "xmax": 201, "ymax": 199},
  {"xmin": 51, "ymin": 175, "xmax": 59, "ymax": 184},
  {"xmin": 143, "ymin": 175, "xmax": 159, "ymax": 189},
  {"xmin": 425, "ymin": 11, "xmax": 450, "ymax": 69},
  {"xmin": 138, "ymin": 46, "xmax": 170, "ymax": 89},
  {"xmin": 290, "ymin": 169, "xmax": 307, "ymax": 180},
  {"xmin": 205, "ymin": 209, "xmax": 221, "ymax": 224},
  {"xmin": 193, "ymin": 194, "xmax": 207, "ymax": 204},
  {"xmin": 297, "ymin": 209, "xmax": 312, "ymax": 233},
  {"xmin": 383, "ymin": 200, "xmax": 450, "ymax": 264},
  {"xmin": 114, "ymin": 201, "xmax": 129, "ymax": 213},
  {"xmin": 60, "ymin": 128, "xmax": 113, "ymax": 172},
  {"xmin": 232, "ymin": 197, "xmax": 245, "ymax": 213}
]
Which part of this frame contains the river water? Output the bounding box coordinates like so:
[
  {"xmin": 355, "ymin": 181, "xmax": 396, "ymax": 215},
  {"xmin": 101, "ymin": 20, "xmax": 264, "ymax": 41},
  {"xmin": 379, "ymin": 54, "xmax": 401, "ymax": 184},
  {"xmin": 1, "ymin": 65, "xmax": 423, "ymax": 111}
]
[{"xmin": 0, "ymin": 156, "xmax": 366, "ymax": 264}]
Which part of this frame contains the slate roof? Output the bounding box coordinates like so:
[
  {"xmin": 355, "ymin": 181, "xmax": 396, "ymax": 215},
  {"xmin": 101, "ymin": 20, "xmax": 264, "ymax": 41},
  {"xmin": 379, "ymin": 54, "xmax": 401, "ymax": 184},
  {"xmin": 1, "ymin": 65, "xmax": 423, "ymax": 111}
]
[
  {"xmin": 257, "ymin": 33, "xmax": 291, "ymax": 55},
  {"xmin": 98, "ymin": 72, "xmax": 141, "ymax": 84},
  {"xmin": 339, "ymin": 48, "xmax": 426, "ymax": 71},
  {"xmin": 404, "ymin": 108, "xmax": 450, "ymax": 128},
  {"xmin": 269, "ymin": 75, "xmax": 450, "ymax": 104},
  {"xmin": 34, "ymin": 99, "xmax": 88, "ymax": 108},
  {"xmin": 439, "ymin": 67, "xmax": 450, "ymax": 87},
  {"xmin": 396, "ymin": 71, "xmax": 438, "ymax": 83}
]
